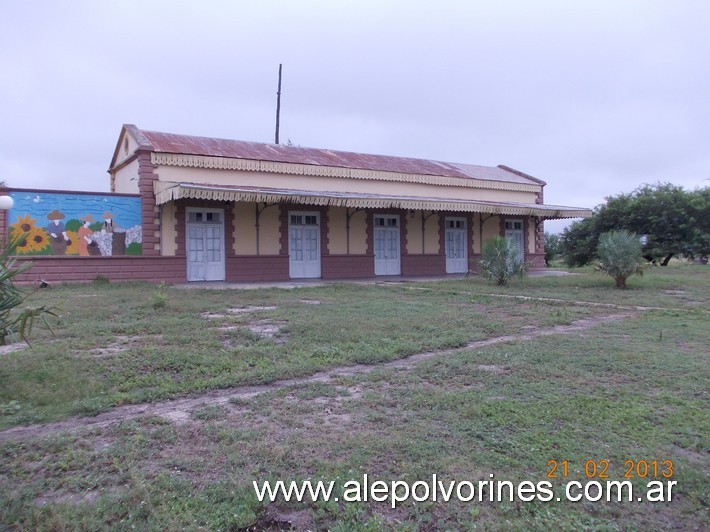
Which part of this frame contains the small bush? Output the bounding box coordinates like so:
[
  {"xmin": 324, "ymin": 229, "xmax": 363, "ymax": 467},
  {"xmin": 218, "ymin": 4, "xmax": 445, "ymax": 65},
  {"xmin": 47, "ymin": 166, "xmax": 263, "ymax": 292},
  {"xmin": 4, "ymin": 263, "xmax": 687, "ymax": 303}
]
[
  {"xmin": 152, "ymin": 282, "xmax": 169, "ymax": 310},
  {"xmin": 595, "ymin": 230, "xmax": 645, "ymax": 289},
  {"xmin": 0, "ymin": 236, "xmax": 58, "ymax": 345},
  {"xmin": 479, "ymin": 236, "xmax": 529, "ymax": 286}
]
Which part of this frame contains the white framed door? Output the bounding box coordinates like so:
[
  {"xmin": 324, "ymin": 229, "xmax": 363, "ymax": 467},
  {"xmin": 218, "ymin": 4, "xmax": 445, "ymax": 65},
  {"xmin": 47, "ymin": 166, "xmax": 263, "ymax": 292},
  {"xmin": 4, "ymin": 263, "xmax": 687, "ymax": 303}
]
[
  {"xmin": 504, "ymin": 219, "xmax": 525, "ymax": 261},
  {"xmin": 289, "ymin": 212, "xmax": 321, "ymax": 278},
  {"xmin": 374, "ymin": 215, "xmax": 401, "ymax": 275},
  {"xmin": 186, "ymin": 208, "xmax": 225, "ymax": 281},
  {"xmin": 445, "ymin": 217, "xmax": 468, "ymax": 273}
]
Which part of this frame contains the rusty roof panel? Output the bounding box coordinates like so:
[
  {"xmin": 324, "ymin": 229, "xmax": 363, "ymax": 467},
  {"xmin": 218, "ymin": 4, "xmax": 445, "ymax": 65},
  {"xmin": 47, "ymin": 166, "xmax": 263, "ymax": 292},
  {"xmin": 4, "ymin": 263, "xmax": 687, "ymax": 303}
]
[{"xmin": 137, "ymin": 127, "xmax": 540, "ymax": 186}]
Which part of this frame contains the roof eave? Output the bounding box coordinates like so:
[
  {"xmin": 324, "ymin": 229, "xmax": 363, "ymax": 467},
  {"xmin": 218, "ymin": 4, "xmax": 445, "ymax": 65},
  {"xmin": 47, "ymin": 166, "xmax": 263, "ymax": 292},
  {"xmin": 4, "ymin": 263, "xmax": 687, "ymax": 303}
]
[
  {"xmin": 497, "ymin": 165, "xmax": 547, "ymax": 186},
  {"xmin": 108, "ymin": 124, "xmax": 154, "ymax": 174}
]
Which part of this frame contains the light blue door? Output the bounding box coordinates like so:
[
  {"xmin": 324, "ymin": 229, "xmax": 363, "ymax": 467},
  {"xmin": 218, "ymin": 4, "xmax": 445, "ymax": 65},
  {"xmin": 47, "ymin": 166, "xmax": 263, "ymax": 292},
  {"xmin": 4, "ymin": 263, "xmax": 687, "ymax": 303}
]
[
  {"xmin": 374, "ymin": 215, "xmax": 400, "ymax": 275},
  {"xmin": 289, "ymin": 212, "xmax": 321, "ymax": 278}
]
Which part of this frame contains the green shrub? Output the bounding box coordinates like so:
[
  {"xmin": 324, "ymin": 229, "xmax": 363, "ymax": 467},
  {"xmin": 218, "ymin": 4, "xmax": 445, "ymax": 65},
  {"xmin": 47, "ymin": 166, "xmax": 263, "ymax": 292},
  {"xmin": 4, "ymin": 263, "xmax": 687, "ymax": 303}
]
[
  {"xmin": 0, "ymin": 236, "xmax": 58, "ymax": 344},
  {"xmin": 544, "ymin": 232, "xmax": 560, "ymax": 266},
  {"xmin": 152, "ymin": 282, "xmax": 169, "ymax": 310},
  {"xmin": 479, "ymin": 236, "xmax": 529, "ymax": 286},
  {"xmin": 595, "ymin": 230, "xmax": 645, "ymax": 289}
]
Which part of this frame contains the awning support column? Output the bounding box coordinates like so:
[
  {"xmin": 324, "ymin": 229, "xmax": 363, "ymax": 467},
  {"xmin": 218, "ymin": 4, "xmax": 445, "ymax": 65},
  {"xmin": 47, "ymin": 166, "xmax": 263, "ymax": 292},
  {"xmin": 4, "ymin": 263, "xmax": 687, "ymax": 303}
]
[
  {"xmin": 421, "ymin": 210, "xmax": 436, "ymax": 254},
  {"xmin": 346, "ymin": 207, "xmax": 366, "ymax": 254},
  {"xmin": 255, "ymin": 202, "xmax": 278, "ymax": 255}
]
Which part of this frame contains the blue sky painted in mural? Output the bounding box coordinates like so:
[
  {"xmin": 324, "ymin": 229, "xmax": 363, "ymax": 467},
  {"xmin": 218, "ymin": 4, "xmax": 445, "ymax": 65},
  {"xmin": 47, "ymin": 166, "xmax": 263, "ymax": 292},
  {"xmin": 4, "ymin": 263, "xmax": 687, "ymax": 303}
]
[{"xmin": 8, "ymin": 192, "xmax": 141, "ymax": 230}]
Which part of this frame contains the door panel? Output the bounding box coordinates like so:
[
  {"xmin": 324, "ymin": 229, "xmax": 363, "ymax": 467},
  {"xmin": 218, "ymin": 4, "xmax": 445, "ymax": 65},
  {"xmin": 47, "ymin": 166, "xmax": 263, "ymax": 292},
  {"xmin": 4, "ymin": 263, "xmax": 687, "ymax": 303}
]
[
  {"xmin": 504, "ymin": 220, "xmax": 524, "ymax": 261},
  {"xmin": 187, "ymin": 225, "xmax": 206, "ymax": 281},
  {"xmin": 374, "ymin": 215, "xmax": 400, "ymax": 275},
  {"xmin": 186, "ymin": 209, "xmax": 225, "ymax": 282},
  {"xmin": 204, "ymin": 225, "xmax": 223, "ymax": 280},
  {"xmin": 445, "ymin": 217, "xmax": 468, "ymax": 273},
  {"xmin": 289, "ymin": 212, "xmax": 321, "ymax": 278}
]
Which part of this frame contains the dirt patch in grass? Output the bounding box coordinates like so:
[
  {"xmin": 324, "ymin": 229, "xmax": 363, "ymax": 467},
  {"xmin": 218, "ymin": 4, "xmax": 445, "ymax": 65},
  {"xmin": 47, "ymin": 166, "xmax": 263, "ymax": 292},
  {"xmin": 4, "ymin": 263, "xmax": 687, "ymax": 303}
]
[
  {"xmin": 202, "ymin": 306, "xmax": 277, "ymax": 320},
  {"xmin": 676, "ymin": 340, "xmax": 692, "ymax": 351},
  {"xmin": 88, "ymin": 334, "xmax": 163, "ymax": 358},
  {"xmin": 34, "ymin": 489, "xmax": 101, "ymax": 507},
  {"xmin": 301, "ymin": 409, "xmax": 354, "ymax": 430},
  {"xmin": 201, "ymin": 312, "xmax": 228, "ymax": 319},
  {"xmin": 218, "ymin": 320, "xmax": 290, "ymax": 346},
  {"xmin": 0, "ymin": 311, "xmax": 637, "ymax": 443},
  {"xmin": 248, "ymin": 320, "xmax": 288, "ymax": 341},
  {"xmin": 253, "ymin": 507, "xmax": 314, "ymax": 531},
  {"xmin": 480, "ymin": 293, "xmax": 698, "ymax": 312},
  {"xmin": 227, "ymin": 306, "xmax": 277, "ymax": 314},
  {"xmin": 0, "ymin": 343, "xmax": 27, "ymax": 356},
  {"xmin": 88, "ymin": 335, "xmax": 133, "ymax": 357},
  {"xmin": 299, "ymin": 299, "xmax": 321, "ymax": 305},
  {"xmin": 485, "ymin": 395, "xmax": 508, "ymax": 401},
  {"xmin": 670, "ymin": 444, "xmax": 709, "ymax": 469}
]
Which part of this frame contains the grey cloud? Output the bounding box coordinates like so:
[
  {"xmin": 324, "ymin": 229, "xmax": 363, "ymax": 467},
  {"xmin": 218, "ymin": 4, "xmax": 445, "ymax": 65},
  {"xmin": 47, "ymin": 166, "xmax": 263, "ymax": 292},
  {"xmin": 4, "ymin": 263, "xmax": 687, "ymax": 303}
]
[{"xmin": 1, "ymin": 0, "xmax": 707, "ymax": 233}]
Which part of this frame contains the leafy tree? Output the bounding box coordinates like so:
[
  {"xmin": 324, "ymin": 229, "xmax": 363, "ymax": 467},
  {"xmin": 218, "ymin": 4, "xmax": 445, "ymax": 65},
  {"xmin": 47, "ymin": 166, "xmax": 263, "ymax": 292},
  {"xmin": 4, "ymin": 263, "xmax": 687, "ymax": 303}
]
[
  {"xmin": 685, "ymin": 187, "xmax": 710, "ymax": 260},
  {"xmin": 544, "ymin": 232, "xmax": 560, "ymax": 266},
  {"xmin": 560, "ymin": 183, "xmax": 710, "ymax": 266},
  {"xmin": 479, "ymin": 236, "xmax": 529, "ymax": 286},
  {"xmin": 595, "ymin": 230, "xmax": 645, "ymax": 289},
  {"xmin": 559, "ymin": 214, "xmax": 601, "ymax": 267},
  {"xmin": 630, "ymin": 184, "xmax": 696, "ymax": 264}
]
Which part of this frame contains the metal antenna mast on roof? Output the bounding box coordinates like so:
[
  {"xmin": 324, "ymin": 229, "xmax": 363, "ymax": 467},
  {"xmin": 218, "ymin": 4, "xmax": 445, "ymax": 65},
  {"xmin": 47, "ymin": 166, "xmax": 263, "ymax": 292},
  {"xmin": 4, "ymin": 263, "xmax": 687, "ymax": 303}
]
[{"xmin": 275, "ymin": 64, "xmax": 282, "ymax": 144}]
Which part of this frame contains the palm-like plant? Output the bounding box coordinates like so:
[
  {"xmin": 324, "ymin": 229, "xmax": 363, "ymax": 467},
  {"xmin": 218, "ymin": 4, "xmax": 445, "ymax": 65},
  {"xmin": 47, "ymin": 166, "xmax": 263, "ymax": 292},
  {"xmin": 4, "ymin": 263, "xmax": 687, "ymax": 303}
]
[
  {"xmin": 0, "ymin": 235, "xmax": 58, "ymax": 345},
  {"xmin": 479, "ymin": 236, "xmax": 529, "ymax": 286},
  {"xmin": 595, "ymin": 230, "xmax": 645, "ymax": 289}
]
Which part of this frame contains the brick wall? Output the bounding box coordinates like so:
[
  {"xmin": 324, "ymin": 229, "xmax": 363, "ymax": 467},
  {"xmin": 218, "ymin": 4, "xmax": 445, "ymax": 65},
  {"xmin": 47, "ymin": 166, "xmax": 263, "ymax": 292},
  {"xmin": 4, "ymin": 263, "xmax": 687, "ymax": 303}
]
[
  {"xmin": 322, "ymin": 254, "xmax": 374, "ymax": 279},
  {"xmin": 401, "ymin": 254, "xmax": 446, "ymax": 276},
  {"xmin": 526, "ymin": 253, "xmax": 546, "ymax": 269},
  {"xmin": 137, "ymin": 151, "xmax": 159, "ymax": 256},
  {"xmin": 227, "ymin": 255, "xmax": 290, "ymax": 282},
  {"xmin": 535, "ymin": 189, "xmax": 546, "ymax": 256},
  {"xmin": 0, "ymin": 204, "xmax": 7, "ymax": 238},
  {"xmin": 13, "ymin": 256, "xmax": 186, "ymax": 284}
]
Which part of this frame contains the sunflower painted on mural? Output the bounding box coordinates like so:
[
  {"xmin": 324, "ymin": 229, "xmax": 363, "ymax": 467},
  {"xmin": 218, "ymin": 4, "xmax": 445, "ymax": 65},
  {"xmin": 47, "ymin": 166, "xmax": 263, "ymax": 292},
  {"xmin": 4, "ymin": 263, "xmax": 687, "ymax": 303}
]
[
  {"xmin": 64, "ymin": 230, "xmax": 80, "ymax": 255},
  {"xmin": 24, "ymin": 227, "xmax": 51, "ymax": 254},
  {"xmin": 9, "ymin": 214, "xmax": 51, "ymax": 254},
  {"xmin": 9, "ymin": 214, "xmax": 36, "ymax": 237}
]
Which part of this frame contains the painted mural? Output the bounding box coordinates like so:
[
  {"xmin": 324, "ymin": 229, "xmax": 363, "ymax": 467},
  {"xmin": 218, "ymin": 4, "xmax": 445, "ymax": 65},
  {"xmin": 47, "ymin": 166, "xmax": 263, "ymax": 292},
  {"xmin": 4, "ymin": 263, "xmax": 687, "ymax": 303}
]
[{"xmin": 8, "ymin": 191, "xmax": 142, "ymax": 256}]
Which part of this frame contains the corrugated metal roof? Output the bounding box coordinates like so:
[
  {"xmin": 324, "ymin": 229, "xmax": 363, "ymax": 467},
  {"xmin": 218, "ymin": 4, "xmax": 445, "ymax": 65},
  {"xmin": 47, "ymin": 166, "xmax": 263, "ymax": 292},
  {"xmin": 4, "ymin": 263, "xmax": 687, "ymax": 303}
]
[{"xmin": 134, "ymin": 126, "xmax": 540, "ymax": 186}]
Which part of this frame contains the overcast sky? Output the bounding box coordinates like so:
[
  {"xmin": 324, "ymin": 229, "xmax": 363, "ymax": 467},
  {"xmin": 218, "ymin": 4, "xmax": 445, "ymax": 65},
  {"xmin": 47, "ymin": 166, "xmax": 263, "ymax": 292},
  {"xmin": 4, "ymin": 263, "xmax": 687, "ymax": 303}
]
[{"xmin": 1, "ymin": 0, "xmax": 708, "ymax": 232}]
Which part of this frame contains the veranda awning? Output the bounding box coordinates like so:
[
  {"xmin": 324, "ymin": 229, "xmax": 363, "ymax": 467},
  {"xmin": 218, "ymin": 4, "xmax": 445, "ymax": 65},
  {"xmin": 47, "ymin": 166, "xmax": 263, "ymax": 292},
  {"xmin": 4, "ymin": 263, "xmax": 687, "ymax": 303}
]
[{"xmin": 153, "ymin": 181, "xmax": 591, "ymax": 219}]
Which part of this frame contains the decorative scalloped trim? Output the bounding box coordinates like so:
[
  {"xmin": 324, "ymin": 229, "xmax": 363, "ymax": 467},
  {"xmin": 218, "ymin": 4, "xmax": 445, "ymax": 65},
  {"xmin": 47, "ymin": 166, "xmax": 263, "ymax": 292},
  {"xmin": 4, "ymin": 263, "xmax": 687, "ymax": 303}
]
[{"xmin": 154, "ymin": 182, "xmax": 590, "ymax": 219}]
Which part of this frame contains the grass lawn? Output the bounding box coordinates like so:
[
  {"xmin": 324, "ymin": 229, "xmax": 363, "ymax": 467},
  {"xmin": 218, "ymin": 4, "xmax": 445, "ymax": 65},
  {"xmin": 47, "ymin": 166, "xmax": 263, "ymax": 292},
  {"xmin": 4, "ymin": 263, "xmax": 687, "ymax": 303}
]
[{"xmin": 0, "ymin": 264, "xmax": 708, "ymax": 530}]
